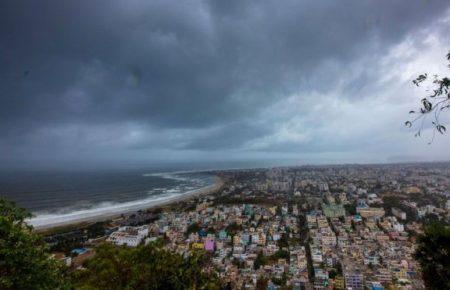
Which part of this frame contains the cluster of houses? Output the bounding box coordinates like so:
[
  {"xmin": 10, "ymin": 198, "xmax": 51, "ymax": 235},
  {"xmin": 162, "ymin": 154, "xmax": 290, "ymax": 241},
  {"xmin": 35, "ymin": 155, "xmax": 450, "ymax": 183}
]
[
  {"xmin": 48, "ymin": 163, "xmax": 450, "ymax": 289},
  {"xmin": 105, "ymin": 201, "xmax": 314, "ymax": 289},
  {"xmin": 304, "ymin": 196, "xmax": 424, "ymax": 290},
  {"xmin": 103, "ymin": 194, "xmax": 424, "ymax": 289}
]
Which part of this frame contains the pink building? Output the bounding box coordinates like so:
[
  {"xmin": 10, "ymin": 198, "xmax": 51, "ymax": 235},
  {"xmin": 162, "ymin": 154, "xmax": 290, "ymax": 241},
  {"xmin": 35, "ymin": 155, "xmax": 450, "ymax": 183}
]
[{"xmin": 204, "ymin": 238, "xmax": 215, "ymax": 252}]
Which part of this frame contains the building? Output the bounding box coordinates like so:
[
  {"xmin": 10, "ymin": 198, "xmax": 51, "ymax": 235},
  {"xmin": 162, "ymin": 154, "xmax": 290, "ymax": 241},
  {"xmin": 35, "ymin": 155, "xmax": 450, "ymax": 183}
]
[
  {"xmin": 204, "ymin": 237, "xmax": 215, "ymax": 251},
  {"xmin": 344, "ymin": 271, "xmax": 364, "ymax": 290},
  {"xmin": 339, "ymin": 192, "xmax": 348, "ymax": 204},
  {"xmin": 318, "ymin": 182, "xmax": 329, "ymax": 192},
  {"xmin": 356, "ymin": 207, "xmax": 385, "ymax": 219},
  {"xmin": 392, "ymin": 222, "xmax": 404, "ymax": 232},
  {"xmin": 333, "ymin": 276, "xmax": 345, "ymax": 289},
  {"xmin": 322, "ymin": 203, "xmax": 345, "ymax": 218},
  {"xmin": 391, "ymin": 208, "xmax": 406, "ymax": 220},
  {"xmin": 367, "ymin": 193, "xmax": 382, "ymax": 205},
  {"xmin": 106, "ymin": 226, "xmax": 149, "ymax": 247}
]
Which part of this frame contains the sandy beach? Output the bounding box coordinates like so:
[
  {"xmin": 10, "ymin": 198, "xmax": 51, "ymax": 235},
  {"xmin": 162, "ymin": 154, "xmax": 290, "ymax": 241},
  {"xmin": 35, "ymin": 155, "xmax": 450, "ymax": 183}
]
[{"xmin": 29, "ymin": 176, "xmax": 223, "ymax": 231}]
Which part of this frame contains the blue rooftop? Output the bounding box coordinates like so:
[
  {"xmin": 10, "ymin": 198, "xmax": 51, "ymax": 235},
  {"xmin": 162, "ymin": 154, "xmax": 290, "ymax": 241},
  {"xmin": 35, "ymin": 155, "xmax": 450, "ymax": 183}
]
[{"xmin": 71, "ymin": 248, "xmax": 87, "ymax": 255}]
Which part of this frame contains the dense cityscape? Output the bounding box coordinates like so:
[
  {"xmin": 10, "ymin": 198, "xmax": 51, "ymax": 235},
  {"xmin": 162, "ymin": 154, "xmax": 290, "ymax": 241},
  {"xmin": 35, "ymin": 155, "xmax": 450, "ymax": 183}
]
[
  {"xmin": 44, "ymin": 163, "xmax": 450, "ymax": 290},
  {"xmin": 3, "ymin": 1, "xmax": 450, "ymax": 289}
]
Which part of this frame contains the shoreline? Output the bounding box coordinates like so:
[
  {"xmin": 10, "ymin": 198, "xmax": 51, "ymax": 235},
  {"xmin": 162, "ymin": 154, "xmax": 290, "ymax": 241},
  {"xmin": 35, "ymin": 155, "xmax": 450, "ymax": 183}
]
[{"xmin": 30, "ymin": 176, "xmax": 223, "ymax": 231}]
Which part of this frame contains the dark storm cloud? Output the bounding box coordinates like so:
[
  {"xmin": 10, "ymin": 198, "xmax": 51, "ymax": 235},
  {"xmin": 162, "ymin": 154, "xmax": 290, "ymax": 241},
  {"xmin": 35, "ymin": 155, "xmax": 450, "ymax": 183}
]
[{"xmin": 1, "ymin": 0, "xmax": 450, "ymax": 168}]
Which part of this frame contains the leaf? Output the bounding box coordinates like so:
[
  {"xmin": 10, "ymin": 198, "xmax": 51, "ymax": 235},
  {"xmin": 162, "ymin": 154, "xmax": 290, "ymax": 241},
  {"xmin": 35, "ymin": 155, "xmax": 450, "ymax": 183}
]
[
  {"xmin": 405, "ymin": 121, "xmax": 412, "ymax": 127},
  {"xmin": 413, "ymin": 74, "xmax": 428, "ymax": 86},
  {"xmin": 437, "ymin": 125, "xmax": 446, "ymax": 134},
  {"xmin": 422, "ymin": 98, "xmax": 432, "ymax": 111}
]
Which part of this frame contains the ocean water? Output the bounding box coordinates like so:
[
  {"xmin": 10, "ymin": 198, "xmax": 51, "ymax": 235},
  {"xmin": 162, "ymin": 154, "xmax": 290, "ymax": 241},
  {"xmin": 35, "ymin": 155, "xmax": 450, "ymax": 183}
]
[{"xmin": 0, "ymin": 169, "xmax": 215, "ymax": 227}]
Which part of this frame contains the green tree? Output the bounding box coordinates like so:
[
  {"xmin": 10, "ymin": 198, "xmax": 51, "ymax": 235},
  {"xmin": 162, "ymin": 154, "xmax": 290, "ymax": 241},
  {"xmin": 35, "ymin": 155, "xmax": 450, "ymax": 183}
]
[
  {"xmin": 0, "ymin": 198, "xmax": 69, "ymax": 290},
  {"xmin": 256, "ymin": 277, "xmax": 268, "ymax": 290},
  {"xmin": 73, "ymin": 242, "xmax": 220, "ymax": 290},
  {"xmin": 344, "ymin": 202, "xmax": 357, "ymax": 215},
  {"xmin": 270, "ymin": 249, "xmax": 289, "ymax": 261},
  {"xmin": 328, "ymin": 269, "xmax": 337, "ymax": 279},
  {"xmin": 254, "ymin": 251, "xmax": 267, "ymax": 270},
  {"xmin": 277, "ymin": 233, "xmax": 289, "ymax": 248},
  {"xmin": 414, "ymin": 222, "xmax": 450, "ymax": 289},
  {"xmin": 406, "ymin": 51, "xmax": 450, "ymax": 141},
  {"xmin": 186, "ymin": 222, "xmax": 201, "ymax": 236}
]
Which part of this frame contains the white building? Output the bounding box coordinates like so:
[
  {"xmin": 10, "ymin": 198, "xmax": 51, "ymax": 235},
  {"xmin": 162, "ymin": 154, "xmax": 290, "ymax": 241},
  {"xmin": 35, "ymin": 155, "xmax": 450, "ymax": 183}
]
[
  {"xmin": 392, "ymin": 207, "xmax": 406, "ymax": 220},
  {"xmin": 107, "ymin": 226, "xmax": 149, "ymax": 247},
  {"xmin": 392, "ymin": 222, "xmax": 404, "ymax": 232}
]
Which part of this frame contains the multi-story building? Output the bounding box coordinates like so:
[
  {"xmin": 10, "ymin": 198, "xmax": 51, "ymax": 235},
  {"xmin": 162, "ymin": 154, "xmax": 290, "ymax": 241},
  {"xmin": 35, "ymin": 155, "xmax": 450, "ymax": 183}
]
[
  {"xmin": 344, "ymin": 270, "xmax": 364, "ymax": 290},
  {"xmin": 106, "ymin": 226, "xmax": 149, "ymax": 247},
  {"xmin": 357, "ymin": 207, "xmax": 385, "ymax": 219},
  {"xmin": 391, "ymin": 208, "xmax": 406, "ymax": 220},
  {"xmin": 322, "ymin": 203, "xmax": 345, "ymax": 218}
]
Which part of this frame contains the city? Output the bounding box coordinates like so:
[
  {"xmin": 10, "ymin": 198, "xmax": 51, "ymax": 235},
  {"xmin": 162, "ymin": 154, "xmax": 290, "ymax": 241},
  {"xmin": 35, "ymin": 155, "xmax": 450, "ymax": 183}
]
[
  {"xmin": 2, "ymin": 1, "xmax": 450, "ymax": 289},
  {"xmin": 44, "ymin": 163, "xmax": 450, "ymax": 289}
]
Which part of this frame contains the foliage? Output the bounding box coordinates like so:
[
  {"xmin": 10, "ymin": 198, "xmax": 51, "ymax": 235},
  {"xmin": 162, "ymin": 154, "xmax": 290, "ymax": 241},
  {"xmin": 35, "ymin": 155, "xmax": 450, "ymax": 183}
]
[
  {"xmin": 254, "ymin": 251, "xmax": 268, "ymax": 270},
  {"xmin": 335, "ymin": 262, "xmax": 342, "ymax": 274},
  {"xmin": 0, "ymin": 198, "xmax": 69, "ymax": 290},
  {"xmin": 85, "ymin": 222, "xmax": 106, "ymax": 238},
  {"xmin": 304, "ymin": 243, "xmax": 314, "ymax": 279},
  {"xmin": 48, "ymin": 232, "xmax": 85, "ymax": 255},
  {"xmin": 72, "ymin": 242, "xmax": 220, "ymax": 290},
  {"xmin": 225, "ymin": 222, "xmax": 243, "ymax": 235},
  {"xmin": 270, "ymin": 249, "xmax": 290, "ymax": 261},
  {"xmin": 277, "ymin": 233, "xmax": 289, "ymax": 248},
  {"xmin": 231, "ymin": 257, "xmax": 245, "ymax": 269},
  {"xmin": 414, "ymin": 222, "xmax": 450, "ymax": 289},
  {"xmin": 382, "ymin": 196, "xmax": 417, "ymax": 223},
  {"xmin": 186, "ymin": 222, "xmax": 201, "ymax": 236},
  {"xmin": 406, "ymin": 51, "xmax": 450, "ymax": 142},
  {"xmin": 271, "ymin": 272, "xmax": 288, "ymax": 286},
  {"xmin": 344, "ymin": 202, "xmax": 357, "ymax": 215},
  {"xmin": 0, "ymin": 198, "xmax": 220, "ymax": 289},
  {"xmin": 256, "ymin": 277, "xmax": 268, "ymax": 290}
]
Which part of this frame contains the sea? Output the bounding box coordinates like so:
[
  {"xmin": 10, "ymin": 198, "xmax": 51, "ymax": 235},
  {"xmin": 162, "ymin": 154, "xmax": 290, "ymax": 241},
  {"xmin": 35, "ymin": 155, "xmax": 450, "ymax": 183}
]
[{"xmin": 0, "ymin": 169, "xmax": 216, "ymax": 228}]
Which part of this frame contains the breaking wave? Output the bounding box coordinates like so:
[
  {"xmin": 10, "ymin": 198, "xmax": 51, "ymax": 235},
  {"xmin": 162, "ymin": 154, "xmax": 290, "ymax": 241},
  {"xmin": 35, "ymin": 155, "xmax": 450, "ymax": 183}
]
[{"xmin": 26, "ymin": 172, "xmax": 215, "ymax": 229}]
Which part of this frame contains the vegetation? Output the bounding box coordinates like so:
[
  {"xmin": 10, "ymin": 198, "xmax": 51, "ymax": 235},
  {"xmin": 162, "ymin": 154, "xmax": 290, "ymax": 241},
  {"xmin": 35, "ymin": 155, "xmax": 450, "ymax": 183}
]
[
  {"xmin": 271, "ymin": 272, "xmax": 289, "ymax": 287},
  {"xmin": 255, "ymin": 277, "xmax": 268, "ymax": 290},
  {"xmin": 85, "ymin": 222, "xmax": 107, "ymax": 238},
  {"xmin": 277, "ymin": 232, "xmax": 289, "ymax": 248},
  {"xmin": 0, "ymin": 198, "xmax": 220, "ymax": 290},
  {"xmin": 328, "ymin": 269, "xmax": 338, "ymax": 279},
  {"xmin": 406, "ymin": 51, "xmax": 450, "ymax": 141},
  {"xmin": 254, "ymin": 251, "xmax": 267, "ymax": 270},
  {"xmin": 270, "ymin": 249, "xmax": 289, "ymax": 261},
  {"xmin": 344, "ymin": 202, "xmax": 357, "ymax": 215},
  {"xmin": 0, "ymin": 199, "xmax": 69, "ymax": 290},
  {"xmin": 382, "ymin": 196, "xmax": 417, "ymax": 223},
  {"xmin": 72, "ymin": 241, "xmax": 220, "ymax": 290},
  {"xmin": 414, "ymin": 222, "xmax": 450, "ymax": 289},
  {"xmin": 186, "ymin": 222, "xmax": 201, "ymax": 236},
  {"xmin": 225, "ymin": 222, "xmax": 243, "ymax": 235}
]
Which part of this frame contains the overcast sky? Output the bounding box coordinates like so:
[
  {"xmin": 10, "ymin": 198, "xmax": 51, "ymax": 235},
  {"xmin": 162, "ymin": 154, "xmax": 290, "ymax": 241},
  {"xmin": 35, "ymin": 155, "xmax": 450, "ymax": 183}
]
[{"xmin": 1, "ymin": 0, "xmax": 450, "ymax": 170}]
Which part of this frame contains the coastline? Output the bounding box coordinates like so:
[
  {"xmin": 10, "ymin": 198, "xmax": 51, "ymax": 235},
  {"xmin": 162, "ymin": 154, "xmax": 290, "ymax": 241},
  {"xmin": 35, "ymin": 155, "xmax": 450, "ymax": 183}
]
[{"xmin": 31, "ymin": 175, "xmax": 223, "ymax": 231}]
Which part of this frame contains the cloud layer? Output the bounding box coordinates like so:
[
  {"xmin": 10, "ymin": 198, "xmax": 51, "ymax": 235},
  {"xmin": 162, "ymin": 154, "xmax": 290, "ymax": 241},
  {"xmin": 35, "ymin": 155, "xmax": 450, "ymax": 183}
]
[{"xmin": 1, "ymin": 0, "xmax": 450, "ymax": 169}]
